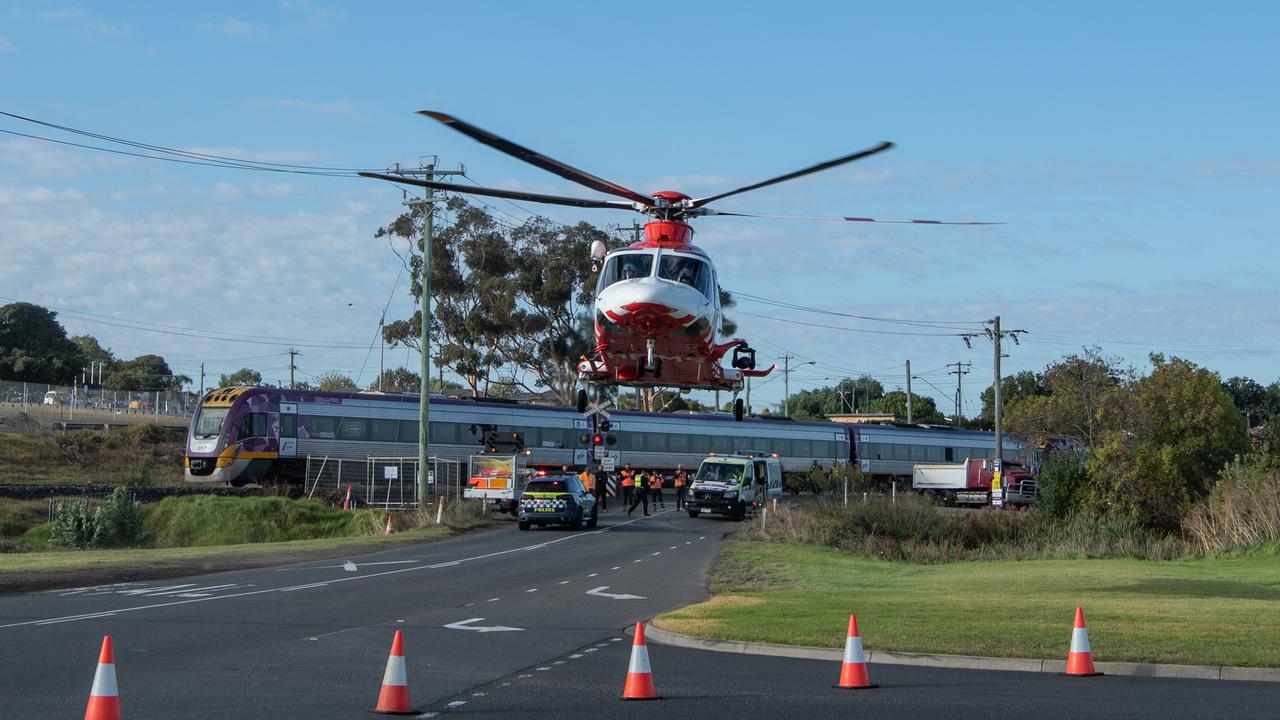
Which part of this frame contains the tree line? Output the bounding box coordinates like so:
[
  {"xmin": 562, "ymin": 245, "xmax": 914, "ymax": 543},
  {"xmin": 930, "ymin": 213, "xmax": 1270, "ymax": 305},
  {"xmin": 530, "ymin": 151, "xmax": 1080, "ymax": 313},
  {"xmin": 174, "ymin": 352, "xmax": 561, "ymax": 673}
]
[{"xmin": 0, "ymin": 302, "xmax": 189, "ymax": 391}]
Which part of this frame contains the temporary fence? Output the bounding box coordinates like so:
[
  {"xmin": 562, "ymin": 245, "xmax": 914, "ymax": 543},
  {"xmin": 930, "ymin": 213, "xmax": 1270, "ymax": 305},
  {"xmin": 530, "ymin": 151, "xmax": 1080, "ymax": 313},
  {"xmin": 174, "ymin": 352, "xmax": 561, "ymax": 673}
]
[
  {"xmin": 0, "ymin": 378, "xmax": 197, "ymax": 423},
  {"xmin": 303, "ymin": 455, "xmax": 464, "ymax": 510}
]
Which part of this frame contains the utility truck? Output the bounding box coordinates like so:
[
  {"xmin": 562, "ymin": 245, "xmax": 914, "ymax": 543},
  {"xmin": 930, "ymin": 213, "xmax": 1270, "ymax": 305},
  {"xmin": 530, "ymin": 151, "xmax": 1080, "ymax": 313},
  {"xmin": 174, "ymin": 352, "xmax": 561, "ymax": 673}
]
[{"xmin": 911, "ymin": 458, "xmax": 1037, "ymax": 507}]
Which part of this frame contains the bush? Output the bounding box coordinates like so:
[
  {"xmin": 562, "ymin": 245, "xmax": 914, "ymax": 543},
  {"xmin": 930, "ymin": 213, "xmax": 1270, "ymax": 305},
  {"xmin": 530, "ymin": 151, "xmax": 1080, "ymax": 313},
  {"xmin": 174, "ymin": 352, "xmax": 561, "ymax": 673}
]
[
  {"xmin": 1035, "ymin": 451, "xmax": 1089, "ymax": 519},
  {"xmin": 48, "ymin": 488, "xmax": 151, "ymax": 549},
  {"xmin": 146, "ymin": 496, "xmax": 375, "ymax": 546},
  {"xmin": 48, "ymin": 498, "xmax": 97, "ymax": 549},
  {"xmin": 93, "ymin": 487, "xmax": 150, "ymax": 547},
  {"xmin": 750, "ymin": 493, "xmax": 1188, "ymax": 562}
]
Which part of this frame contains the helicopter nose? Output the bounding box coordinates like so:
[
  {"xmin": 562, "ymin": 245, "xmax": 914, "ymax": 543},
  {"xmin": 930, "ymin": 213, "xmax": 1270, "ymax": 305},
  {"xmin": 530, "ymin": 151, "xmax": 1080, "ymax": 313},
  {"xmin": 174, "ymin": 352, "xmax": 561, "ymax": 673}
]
[{"xmin": 598, "ymin": 278, "xmax": 705, "ymax": 329}]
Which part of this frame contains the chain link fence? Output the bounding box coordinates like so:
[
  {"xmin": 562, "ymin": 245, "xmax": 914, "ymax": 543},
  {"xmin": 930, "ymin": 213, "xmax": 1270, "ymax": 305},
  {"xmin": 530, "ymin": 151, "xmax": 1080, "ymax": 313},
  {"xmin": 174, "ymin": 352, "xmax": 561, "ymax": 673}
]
[{"xmin": 0, "ymin": 378, "xmax": 196, "ymax": 426}]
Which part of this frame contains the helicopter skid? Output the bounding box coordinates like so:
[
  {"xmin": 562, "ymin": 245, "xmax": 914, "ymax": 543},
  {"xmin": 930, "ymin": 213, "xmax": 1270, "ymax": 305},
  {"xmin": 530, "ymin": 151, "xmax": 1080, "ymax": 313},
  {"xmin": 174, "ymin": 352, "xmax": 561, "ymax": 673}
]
[{"xmin": 578, "ymin": 356, "xmax": 747, "ymax": 393}]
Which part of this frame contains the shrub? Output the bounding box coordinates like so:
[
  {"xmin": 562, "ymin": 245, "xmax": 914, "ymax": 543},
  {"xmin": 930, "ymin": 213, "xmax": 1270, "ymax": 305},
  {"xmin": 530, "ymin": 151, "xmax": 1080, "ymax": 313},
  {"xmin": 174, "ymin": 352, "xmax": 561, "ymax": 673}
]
[
  {"xmin": 1034, "ymin": 451, "xmax": 1090, "ymax": 519},
  {"xmin": 48, "ymin": 498, "xmax": 98, "ymax": 549},
  {"xmin": 93, "ymin": 487, "xmax": 150, "ymax": 547}
]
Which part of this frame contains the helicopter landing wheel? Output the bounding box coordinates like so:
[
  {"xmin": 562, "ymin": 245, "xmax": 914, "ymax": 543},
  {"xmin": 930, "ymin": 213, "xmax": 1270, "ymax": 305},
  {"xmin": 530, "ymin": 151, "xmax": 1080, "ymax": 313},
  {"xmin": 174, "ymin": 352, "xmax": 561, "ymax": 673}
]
[
  {"xmin": 576, "ymin": 388, "xmax": 588, "ymax": 414},
  {"xmin": 645, "ymin": 338, "xmax": 655, "ymax": 370},
  {"xmin": 734, "ymin": 397, "xmax": 745, "ymax": 422}
]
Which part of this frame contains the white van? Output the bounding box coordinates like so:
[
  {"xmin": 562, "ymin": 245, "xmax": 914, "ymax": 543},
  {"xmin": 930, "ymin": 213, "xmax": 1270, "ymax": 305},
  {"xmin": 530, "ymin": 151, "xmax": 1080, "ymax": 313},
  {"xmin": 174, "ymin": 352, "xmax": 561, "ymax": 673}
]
[
  {"xmin": 686, "ymin": 452, "xmax": 783, "ymax": 520},
  {"xmin": 42, "ymin": 391, "xmax": 59, "ymax": 406}
]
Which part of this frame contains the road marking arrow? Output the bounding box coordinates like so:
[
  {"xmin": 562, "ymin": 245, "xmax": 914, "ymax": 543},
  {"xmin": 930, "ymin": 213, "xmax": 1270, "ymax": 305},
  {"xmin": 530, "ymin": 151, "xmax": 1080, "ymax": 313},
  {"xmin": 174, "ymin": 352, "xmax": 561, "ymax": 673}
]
[
  {"xmin": 443, "ymin": 617, "xmax": 525, "ymax": 633},
  {"xmin": 585, "ymin": 586, "xmax": 646, "ymax": 600}
]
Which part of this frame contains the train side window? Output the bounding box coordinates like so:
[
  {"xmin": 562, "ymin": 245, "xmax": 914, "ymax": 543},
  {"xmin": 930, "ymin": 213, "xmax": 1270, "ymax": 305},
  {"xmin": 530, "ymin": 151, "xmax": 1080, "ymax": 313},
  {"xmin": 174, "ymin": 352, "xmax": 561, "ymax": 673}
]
[
  {"xmin": 893, "ymin": 444, "xmax": 911, "ymax": 460},
  {"xmin": 399, "ymin": 420, "xmax": 419, "ymax": 443},
  {"xmin": 338, "ymin": 418, "xmax": 367, "ymax": 440},
  {"xmin": 280, "ymin": 413, "xmax": 296, "ymax": 439},
  {"xmin": 792, "ymin": 439, "xmax": 810, "ymax": 457},
  {"xmin": 307, "ymin": 416, "xmax": 338, "ymax": 439},
  {"xmin": 668, "ymin": 433, "xmax": 689, "ymax": 452},
  {"xmin": 945, "ymin": 447, "xmax": 954, "ymax": 462},
  {"xmin": 239, "ymin": 412, "xmax": 267, "ymax": 438},
  {"xmin": 369, "ymin": 419, "xmax": 398, "ymax": 442},
  {"xmin": 925, "ymin": 445, "xmax": 944, "ymax": 461}
]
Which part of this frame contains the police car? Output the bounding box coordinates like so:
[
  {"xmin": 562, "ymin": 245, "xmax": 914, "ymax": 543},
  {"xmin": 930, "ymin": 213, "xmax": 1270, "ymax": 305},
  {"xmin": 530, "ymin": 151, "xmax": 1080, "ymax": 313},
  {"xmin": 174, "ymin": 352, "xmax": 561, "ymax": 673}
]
[{"xmin": 517, "ymin": 473, "xmax": 599, "ymax": 531}]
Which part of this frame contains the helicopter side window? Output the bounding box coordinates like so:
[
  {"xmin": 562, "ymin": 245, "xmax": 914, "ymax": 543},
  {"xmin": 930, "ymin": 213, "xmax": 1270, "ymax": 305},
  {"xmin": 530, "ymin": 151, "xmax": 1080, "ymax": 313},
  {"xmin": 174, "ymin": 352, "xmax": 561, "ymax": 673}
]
[{"xmin": 601, "ymin": 253, "xmax": 654, "ymax": 289}]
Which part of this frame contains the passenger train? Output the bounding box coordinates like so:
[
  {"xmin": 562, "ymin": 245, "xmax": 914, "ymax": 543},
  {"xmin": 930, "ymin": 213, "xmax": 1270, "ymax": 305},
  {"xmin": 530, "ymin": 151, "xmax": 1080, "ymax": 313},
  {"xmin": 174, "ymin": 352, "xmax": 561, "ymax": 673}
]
[{"xmin": 183, "ymin": 386, "xmax": 1020, "ymax": 488}]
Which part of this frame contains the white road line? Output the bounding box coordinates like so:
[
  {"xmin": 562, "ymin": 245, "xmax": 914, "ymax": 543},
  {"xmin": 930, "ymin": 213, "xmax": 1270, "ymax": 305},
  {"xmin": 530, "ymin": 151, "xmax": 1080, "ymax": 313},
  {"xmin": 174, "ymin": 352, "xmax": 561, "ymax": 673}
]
[
  {"xmin": 147, "ymin": 584, "xmax": 241, "ymax": 597},
  {"xmin": 275, "ymin": 560, "xmax": 420, "ymax": 571},
  {"xmin": 447, "ymin": 700, "xmax": 467, "ymax": 708},
  {"xmin": 684, "ymin": 541, "xmax": 692, "ymax": 545},
  {"xmin": 0, "ymin": 520, "xmax": 640, "ymax": 627},
  {"xmin": 611, "ymin": 566, "xmax": 621, "ymax": 571},
  {"xmin": 117, "ymin": 584, "xmax": 197, "ymax": 596},
  {"xmin": 536, "ymin": 666, "xmax": 550, "ymax": 671},
  {"xmin": 584, "ymin": 648, "xmax": 597, "ymax": 653},
  {"xmin": 651, "ymin": 552, "xmax": 661, "ymax": 556},
  {"xmin": 596, "ymin": 642, "xmax": 610, "ymax": 648},
  {"xmin": 2, "ymin": 510, "xmax": 674, "ymax": 630},
  {"xmin": 526, "ymin": 588, "xmax": 538, "ymax": 593},
  {"xmin": 587, "ymin": 573, "xmax": 598, "ymax": 577},
  {"xmin": 558, "ymin": 580, "xmax": 569, "ymax": 585},
  {"xmin": 553, "ymin": 660, "xmax": 565, "ymax": 665},
  {"xmin": 487, "ymin": 597, "xmax": 500, "ymax": 602},
  {"xmin": 518, "ymin": 674, "xmax": 532, "ymax": 678},
  {"xmin": 472, "ymin": 692, "xmax": 487, "ymax": 697},
  {"xmin": 669, "ymin": 546, "xmax": 678, "ymax": 550},
  {"xmin": 610, "ymin": 637, "xmax": 623, "ymax": 642},
  {"xmin": 633, "ymin": 559, "xmax": 643, "ymax": 563},
  {"xmin": 569, "ymin": 653, "xmax": 584, "ymax": 659},
  {"xmin": 699, "ymin": 536, "xmax": 706, "ymax": 540}
]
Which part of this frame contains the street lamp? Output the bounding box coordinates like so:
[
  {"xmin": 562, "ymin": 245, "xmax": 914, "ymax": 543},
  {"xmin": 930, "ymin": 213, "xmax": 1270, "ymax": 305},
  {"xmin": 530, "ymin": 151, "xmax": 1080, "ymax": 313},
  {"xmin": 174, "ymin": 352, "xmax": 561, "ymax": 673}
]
[
  {"xmin": 348, "ymin": 302, "xmax": 387, "ymax": 391},
  {"xmin": 912, "ymin": 375, "xmax": 954, "ymax": 424},
  {"xmin": 782, "ymin": 359, "xmax": 816, "ymax": 418}
]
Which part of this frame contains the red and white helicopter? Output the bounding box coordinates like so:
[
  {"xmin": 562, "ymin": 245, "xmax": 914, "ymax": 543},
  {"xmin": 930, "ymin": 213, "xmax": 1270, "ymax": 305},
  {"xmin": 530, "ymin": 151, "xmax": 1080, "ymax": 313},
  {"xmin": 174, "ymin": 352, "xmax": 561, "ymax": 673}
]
[{"xmin": 363, "ymin": 111, "xmax": 996, "ymax": 421}]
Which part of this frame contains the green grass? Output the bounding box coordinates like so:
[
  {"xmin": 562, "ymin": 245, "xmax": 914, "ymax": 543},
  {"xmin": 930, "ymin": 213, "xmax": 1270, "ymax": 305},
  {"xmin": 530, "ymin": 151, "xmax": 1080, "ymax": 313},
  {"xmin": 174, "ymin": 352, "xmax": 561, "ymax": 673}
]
[
  {"xmin": 146, "ymin": 495, "xmax": 382, "ymax": 546},
  {"xmin": 657, "ymin": 539, "xmax": 1280, "ymax": 668}
]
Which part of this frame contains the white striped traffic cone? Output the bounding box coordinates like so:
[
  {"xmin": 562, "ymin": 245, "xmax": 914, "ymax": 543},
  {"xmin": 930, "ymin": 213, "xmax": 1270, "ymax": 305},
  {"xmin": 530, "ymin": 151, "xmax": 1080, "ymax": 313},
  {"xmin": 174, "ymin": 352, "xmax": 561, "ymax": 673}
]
[
  {"xmin": 621, "ymin": 621, "xmax": 657, "ymax": 700},
  {"xmin": 835, "ymin": 614, "xmax": 877, "ymax": 689},
  {"xmin": 373, "ymin": 630, "xmax": 414, "ymax": 714},
  {"xmin": 84, "ymin": 635, "xmax": 121, "ymax": 720},
  {"xmin": 383, "ymin": 514, "xmax": 394, "ymax": 536},
  {"xmin": 1065, "ymin": 607, "xmax": 1103, "ymax": 676}
]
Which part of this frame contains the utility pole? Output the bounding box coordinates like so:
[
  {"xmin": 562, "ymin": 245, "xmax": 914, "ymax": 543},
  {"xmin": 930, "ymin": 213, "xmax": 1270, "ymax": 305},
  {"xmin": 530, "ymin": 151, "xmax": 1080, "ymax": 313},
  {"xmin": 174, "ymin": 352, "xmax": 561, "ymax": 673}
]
[
  {"xmin": 613, "ymin": 220, "xmax": 643, "ymax": 244},
  {"xmin": 779, "ymin": 354, "xmax": 815, "ymax": 418},
  {"xmin": 947, "ymin": 361, "xmax": 972, "ymax": 423},
  {"xmin": 397, "ymin": 158, "xmax": 466, "ymax": 503},
  {"xmin": 905, "ymin": 360, "xmax": 913, "ymax": 423},
  {"xmin": 198, "ymin": 363, "xmax": 205, "ymax": 398},
  {"xmin": 961, "ymin": 317, "xmax": 1026, "ymax": 485},
  {"xmin": 287, "ymin": 349, "xmax": 299, "ymax": 389}
]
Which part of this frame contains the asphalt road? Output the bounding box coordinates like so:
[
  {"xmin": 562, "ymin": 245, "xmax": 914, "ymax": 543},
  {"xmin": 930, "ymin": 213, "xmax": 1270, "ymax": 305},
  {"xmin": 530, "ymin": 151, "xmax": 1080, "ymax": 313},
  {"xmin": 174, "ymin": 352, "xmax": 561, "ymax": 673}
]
[{"xmin": 1, "ymin": 508, "xmax": 1274, "ymax": 719}]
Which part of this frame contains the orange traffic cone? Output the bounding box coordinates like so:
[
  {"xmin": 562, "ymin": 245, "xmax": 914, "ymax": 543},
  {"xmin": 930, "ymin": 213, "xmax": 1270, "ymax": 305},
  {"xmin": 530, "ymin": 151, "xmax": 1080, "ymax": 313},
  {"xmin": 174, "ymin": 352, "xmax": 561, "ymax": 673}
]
[
  {"xmin": 384, "ymin": 515, "xmax": 394, "ymax": 536},
  {"xmin": 84, "ymin": 635, "xmax": 121, "ymax": 720},
  {"xmin": 373, "ymin": 630, "xmax": 415, "ymax": 714},
  {"xmin": 621, "ymin": 621, "xmax": 657, "ymax": 700},
  {"xmin": 343, "ymin": 485, "xmax": 353, "ymax": 511},
  {"xmin": 835, "ymin": 614, "xmax": 877, "ymax": 689},
  {"xmin": 1064, "ymin": 607, "xmax": 1103, "ymax": 676}
]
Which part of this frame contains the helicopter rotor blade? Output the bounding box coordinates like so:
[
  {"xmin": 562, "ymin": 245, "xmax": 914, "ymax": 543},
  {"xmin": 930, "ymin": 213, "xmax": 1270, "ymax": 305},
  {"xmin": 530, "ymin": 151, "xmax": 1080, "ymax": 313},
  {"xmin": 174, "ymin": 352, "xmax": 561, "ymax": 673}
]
[
  {"xmin": 358, "ymin": 172, "xmax": 640, "ymax": 211},
  {"xmin": 418, "ymin": 110, "xmax": 655, "ymax": 207},
  {"xmin": 702, "ymin": 209, "xmax": 1004, "ymax": 225},
  {"xmin": 690, "ymin": 141, "xmax": 895, "ymax": 209}
]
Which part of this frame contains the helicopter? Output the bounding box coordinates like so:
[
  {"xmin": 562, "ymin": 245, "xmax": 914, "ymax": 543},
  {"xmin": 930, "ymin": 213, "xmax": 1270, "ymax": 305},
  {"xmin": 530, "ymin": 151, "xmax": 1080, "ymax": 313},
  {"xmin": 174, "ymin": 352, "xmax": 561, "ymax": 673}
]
[{"xmin": 362, "ymin": 111, "xmax": 997, "ymax": 421}]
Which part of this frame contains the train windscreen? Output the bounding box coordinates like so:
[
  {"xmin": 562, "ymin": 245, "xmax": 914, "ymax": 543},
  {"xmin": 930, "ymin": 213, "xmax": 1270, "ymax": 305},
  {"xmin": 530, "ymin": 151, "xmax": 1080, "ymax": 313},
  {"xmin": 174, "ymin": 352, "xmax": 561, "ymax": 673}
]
[{"xmin": 192, "ymin": 407, "xmax": 229, "ymax": 439}]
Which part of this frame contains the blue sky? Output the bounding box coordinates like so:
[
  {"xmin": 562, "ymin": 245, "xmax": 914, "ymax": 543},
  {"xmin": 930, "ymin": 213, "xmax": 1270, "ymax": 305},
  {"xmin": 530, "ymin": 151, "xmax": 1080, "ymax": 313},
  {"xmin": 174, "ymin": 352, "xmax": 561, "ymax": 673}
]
[{"xmin": 2, "ymin": 1, "xmax": 1277, "ymax": 415}]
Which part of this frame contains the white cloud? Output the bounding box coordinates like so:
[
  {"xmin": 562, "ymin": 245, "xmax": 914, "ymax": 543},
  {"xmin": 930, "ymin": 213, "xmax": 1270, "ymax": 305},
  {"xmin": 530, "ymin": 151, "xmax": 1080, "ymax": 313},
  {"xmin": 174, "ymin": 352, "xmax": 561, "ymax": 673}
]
[
  {"xmin": 201, "ymin": 19, "xmax": 264, "ymax": 38},
  {"xmin": 246, "ymin": 99, "xmax": 356, "ymax": 117},
  {"xmin": 0, "ymin": 138, "xmax": 135, "ymax": 178},
  {"xmin": 39, "ymin": 8, "xmax": 87, "ymax": 21}
]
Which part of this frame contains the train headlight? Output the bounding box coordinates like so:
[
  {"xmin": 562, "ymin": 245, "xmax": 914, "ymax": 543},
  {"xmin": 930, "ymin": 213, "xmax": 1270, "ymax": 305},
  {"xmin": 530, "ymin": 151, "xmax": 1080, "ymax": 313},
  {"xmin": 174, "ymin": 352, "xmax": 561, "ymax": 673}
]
[{"xmin": 215, "ymin": 456, "xmax": 234, "ymax": 469}]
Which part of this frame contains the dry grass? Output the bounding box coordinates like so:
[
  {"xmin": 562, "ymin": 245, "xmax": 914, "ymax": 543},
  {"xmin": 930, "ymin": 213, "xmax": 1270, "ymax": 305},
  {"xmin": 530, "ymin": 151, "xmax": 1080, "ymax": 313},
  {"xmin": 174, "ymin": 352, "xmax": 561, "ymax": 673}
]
[{"xmin": 1183, "ymin": 457, "xmax": 1280, "ymax": 554}]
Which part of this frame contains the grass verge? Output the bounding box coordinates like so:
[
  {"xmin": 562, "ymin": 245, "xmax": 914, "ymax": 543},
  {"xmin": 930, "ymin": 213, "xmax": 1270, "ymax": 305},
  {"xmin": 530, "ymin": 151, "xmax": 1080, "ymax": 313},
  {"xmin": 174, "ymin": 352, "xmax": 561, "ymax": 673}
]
[{"xmin": 656, "ymin": 538, "xmax": 1280, "ymax": 668}]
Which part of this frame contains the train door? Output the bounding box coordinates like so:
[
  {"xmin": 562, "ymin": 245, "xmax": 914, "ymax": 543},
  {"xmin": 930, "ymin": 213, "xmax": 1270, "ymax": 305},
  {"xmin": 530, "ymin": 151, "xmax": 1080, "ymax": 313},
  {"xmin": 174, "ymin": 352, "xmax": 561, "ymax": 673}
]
[{"xmin": 279, "ymin": 403, "xmax": 297, "ymax": 458}]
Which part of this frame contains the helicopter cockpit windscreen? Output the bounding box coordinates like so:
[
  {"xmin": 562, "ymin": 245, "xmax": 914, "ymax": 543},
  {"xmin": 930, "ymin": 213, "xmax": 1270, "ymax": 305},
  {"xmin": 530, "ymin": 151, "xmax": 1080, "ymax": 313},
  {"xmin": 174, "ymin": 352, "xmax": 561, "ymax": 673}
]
[
  {"xmin": 600, "ymin": 253, "xmax": 654, "ymax": 290},
  {"xmin": 658, "ymin": 255, "xmax": 713, "ymax": 299}
]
